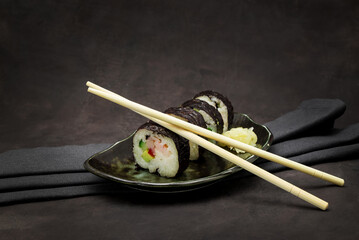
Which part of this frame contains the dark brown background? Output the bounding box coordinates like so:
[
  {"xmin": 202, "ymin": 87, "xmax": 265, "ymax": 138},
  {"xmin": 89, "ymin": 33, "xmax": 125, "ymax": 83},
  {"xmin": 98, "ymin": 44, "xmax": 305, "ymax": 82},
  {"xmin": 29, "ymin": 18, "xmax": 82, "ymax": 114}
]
[{"xmin": 1, "ymin": 0, "xmax": 358, "ymax": 239}]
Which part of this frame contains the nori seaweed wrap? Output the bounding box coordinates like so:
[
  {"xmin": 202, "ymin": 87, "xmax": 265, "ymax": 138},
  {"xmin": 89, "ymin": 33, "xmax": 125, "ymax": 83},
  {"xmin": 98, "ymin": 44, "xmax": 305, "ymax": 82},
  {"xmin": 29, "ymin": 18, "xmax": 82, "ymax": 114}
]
[
  {"xmin": 194, "ymin": 90, "xmax": 234, "ymax": 132},
  {"xmin": 182, "ymin": 99, "xmax": 224, "ymax": 134},
  {"xmin": 165, "ymin": 106, "xmax": 207, "ymax": 160}
]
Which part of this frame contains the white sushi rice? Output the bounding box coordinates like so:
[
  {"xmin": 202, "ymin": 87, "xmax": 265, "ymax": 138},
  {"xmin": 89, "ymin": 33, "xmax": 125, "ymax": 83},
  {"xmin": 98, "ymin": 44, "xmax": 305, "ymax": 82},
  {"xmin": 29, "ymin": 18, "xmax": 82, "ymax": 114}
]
[
  {"xmin": 188, "ymin": 141, "xmax": 199, "ymax": 161},
  {"xmin": 133, "ymin": 128, "xmax": 179, "ymax": 177},
  {"xmin": 197, "ymin": 109, "xmax": 218, "ymax": 133},
  {"xmin": 196, "ymin": 95, "xmax": 229, "ymax": 132}
]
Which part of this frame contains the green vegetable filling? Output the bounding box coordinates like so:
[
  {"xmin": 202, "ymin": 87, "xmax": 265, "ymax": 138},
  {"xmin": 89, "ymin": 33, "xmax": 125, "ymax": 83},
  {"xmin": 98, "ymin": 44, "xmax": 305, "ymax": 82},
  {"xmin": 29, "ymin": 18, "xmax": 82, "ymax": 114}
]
[
  {"xmin": 141, "ymin": 149, "xmax": 154, "ymax": 162},
  {"xmin": 139, "ymin": 139, "xmax": 147, "ymax": 151}
]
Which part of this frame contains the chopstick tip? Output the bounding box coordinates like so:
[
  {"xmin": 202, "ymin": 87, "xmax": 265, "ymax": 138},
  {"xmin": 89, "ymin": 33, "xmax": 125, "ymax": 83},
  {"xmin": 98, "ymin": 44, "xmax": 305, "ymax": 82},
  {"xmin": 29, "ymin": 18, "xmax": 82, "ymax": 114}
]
[
  {"xmin": 322, "ymin": 202, "xmax": 329, "ymax": 211},
  {"xmin": 87, "ymin": 87, "xmax": 95, "ymax": 93},
  {"xmin": 339, "ymin": 179, "xmax": 345, "ymax": 187}
]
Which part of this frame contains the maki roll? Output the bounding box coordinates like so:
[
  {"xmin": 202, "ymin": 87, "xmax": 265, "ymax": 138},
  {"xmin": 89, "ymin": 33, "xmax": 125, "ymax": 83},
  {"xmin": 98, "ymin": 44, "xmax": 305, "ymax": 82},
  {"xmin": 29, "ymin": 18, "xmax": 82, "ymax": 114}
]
[
  {"xmin": 165, "ymin": 106, "xmax": 207, "ymax": 160},
  {"xmin": 133, "ymin": 122, "xmax": 189, "ymax": 178},
  {"xmin": 132, "ymin": 90, "xmax": 234, "ymax": 178},
  {"xmin": 182, "ymin": 99, "xmax": 224, "ymax": 134},
  {"xmin": 194, "ymin": 90, "xmax": 234, "ymax": 132}
]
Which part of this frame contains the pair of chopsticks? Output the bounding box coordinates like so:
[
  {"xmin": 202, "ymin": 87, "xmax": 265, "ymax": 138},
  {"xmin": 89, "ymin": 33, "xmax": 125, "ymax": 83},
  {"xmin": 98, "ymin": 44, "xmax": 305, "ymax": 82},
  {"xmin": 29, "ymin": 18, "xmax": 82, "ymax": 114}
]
[{"xmin": 86, "ymin": 81, "xmax": 344, "ymax": 210}]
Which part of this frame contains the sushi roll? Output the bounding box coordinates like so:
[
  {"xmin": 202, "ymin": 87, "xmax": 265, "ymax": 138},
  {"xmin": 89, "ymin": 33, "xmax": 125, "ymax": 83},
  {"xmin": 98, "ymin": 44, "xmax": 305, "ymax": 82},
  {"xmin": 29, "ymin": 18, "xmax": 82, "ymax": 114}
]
[
  {"xmin": 194, "ymin": 90, "xmax": 234, "ymax": 132},
  {"xmin": 132, "ymin": 90, "xmax": 233, "ymax": 177},
  {"xmin": 164, "ymin": 106, "xmax": 207, "ymax": 160},
  {"xmin": 133, "ymin": 122, "xmax": 189, "ymax": 178},
  {"xmin": 182, "ymin": 99, "xmax": 224, "ymax": 134}
]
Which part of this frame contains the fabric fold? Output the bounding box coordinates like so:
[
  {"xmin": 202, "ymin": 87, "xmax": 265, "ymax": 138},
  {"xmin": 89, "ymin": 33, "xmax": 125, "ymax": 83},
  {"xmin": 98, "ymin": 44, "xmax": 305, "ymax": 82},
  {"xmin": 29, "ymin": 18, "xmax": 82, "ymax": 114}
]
[
  {"xmin": 268, "ymin": 123, "xmax": 359, "ymax": 158},
  {"xmin": 0, "ymin": 143, "xmax": 110, "ymax": 178},
  {"xmin": 265, "ymin": 99, "xmax": 346, "ymax": 143},
  {"xmin": 0, "ymin": 172, "xmax": 106, "ymax": 193},
  {"xmin": 255, "ymin": 143, "xmax": 359, "ymax": 175},
  {"xmin": 0, "ymin": 183, "xmax": 132, "ymax": 205}
]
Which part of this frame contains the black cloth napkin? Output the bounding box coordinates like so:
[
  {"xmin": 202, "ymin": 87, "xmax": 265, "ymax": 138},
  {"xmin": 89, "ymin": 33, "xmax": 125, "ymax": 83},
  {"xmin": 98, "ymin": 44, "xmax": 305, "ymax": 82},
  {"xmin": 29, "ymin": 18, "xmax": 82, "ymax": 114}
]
[{"xmin": 1, "ymin": 99, "xmax": 358, "ymax": 205}]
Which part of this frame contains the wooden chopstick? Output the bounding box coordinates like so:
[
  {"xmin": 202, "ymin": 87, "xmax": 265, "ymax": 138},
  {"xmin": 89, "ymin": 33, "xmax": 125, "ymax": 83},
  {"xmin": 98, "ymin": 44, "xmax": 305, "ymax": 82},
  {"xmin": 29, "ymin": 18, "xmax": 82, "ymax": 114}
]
[
  {"xmin": 85, "ymin": 82, "xmax": 331, "ymax": 210},
  {"xmin": 86, "ymin": 81, "xmax": 344, "ymax": 187}
]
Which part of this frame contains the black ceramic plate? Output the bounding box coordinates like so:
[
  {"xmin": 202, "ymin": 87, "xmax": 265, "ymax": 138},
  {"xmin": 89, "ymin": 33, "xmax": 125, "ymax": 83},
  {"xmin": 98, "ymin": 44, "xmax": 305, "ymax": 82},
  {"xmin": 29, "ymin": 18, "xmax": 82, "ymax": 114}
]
[{"xmin": 84, "ymin": 113, "xmax": 273, "ymax": 192}]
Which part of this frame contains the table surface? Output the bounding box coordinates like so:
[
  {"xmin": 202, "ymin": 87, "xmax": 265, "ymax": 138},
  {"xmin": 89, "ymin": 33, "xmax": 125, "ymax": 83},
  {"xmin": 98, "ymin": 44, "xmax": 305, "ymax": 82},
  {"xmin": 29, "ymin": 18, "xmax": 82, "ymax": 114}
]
[{"xmin": 1, "ymin": 1, "xmax": 359, "ymax": 239}]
